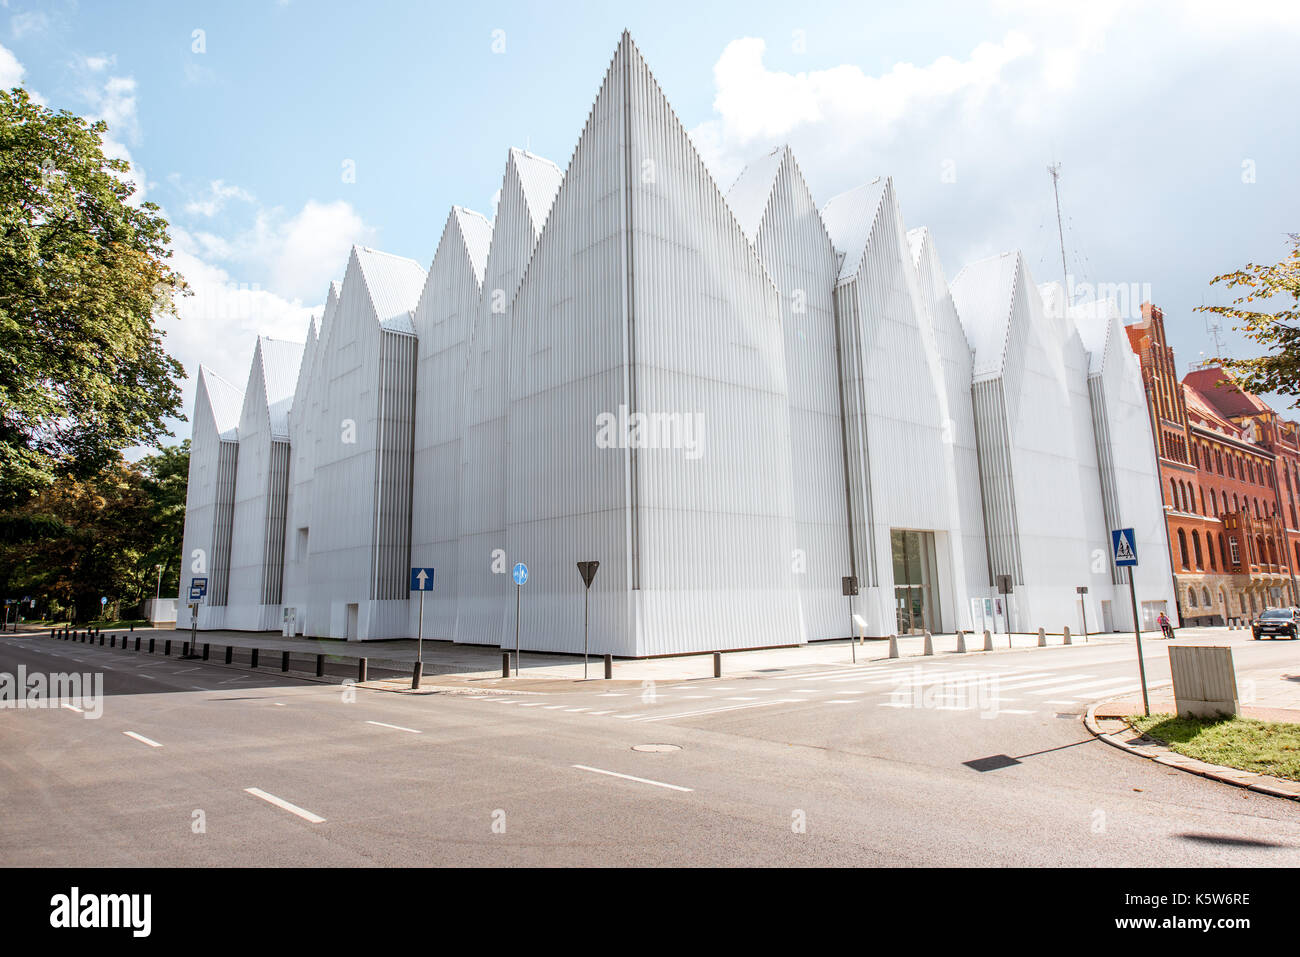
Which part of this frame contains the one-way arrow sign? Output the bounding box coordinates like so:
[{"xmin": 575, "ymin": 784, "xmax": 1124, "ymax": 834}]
[{"xmin": 410, "ymin": 567, "xmax": 435, "ymax": 592}]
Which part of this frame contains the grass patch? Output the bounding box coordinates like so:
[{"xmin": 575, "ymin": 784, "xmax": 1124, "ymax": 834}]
[{"xmin": 1130, "ymin": 713, "xmax": 1300, "ymax": 782}]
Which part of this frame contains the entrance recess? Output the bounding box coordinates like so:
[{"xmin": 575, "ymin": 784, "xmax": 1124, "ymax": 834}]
[{"xmin": 891, "ymin": 529, "xmax": 939, "ymax": 634}]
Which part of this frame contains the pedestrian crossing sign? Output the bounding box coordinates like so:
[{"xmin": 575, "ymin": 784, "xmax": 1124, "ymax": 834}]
[{"xmin": 1111, "ymin": 528, "xmax": 1138, "ymax": 567}]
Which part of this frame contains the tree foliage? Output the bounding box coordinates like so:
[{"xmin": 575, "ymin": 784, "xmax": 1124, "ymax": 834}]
[
  {"xmin": 1197, "ymin": 235, "xmax": 1300, "ymax": 406},
  {"xmin": 0, "ymin": 87, "xmax": 188, "ymax": 507},
  {"xmin": 0, "ymin": 443, "xmax": 188, "ymax": 622}
]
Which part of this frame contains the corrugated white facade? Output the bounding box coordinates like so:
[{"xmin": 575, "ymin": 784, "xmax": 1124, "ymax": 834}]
[{"xmin": 179, "ymin": 31, "xmax": 1174, "ymax": 646}]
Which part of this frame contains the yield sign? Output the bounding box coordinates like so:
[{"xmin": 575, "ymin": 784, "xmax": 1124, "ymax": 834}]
[{"xmin": 577, "ymin": 561, "xmax": 599, "ymax": 589}]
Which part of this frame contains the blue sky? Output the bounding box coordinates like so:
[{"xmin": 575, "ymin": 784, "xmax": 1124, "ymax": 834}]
[{"xmin": 3, "ymin": 0, "xmax": 1298, "ymax": 447}]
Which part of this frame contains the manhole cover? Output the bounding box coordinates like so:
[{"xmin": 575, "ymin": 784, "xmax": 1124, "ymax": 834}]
[{"xmin": 631, "ymin": 744, "xmax": 682, "ymax": 752}]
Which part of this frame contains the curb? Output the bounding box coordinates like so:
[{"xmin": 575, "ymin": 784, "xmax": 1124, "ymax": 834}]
[{"xmin": 1084, "ymin": 701, "xmax": 1300, "ymax": 802}]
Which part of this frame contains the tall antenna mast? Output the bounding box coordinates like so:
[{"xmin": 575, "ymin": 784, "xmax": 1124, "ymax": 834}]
[
  {"xmin": 1048, "ymin": 162, "xmax": 1069, "ymax": 303},
  {"xmin": 1205, "ymin": 303, "xmax": 1226, "ymax": 362}
]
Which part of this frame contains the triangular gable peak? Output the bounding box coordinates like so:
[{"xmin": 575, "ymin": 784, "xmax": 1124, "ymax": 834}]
[
  {"xmin": 821, "ymin": 177, "xmax": 891, "ymax": 283},
  {"xmin": 726, "ymin": 146, "xmax": 786, "ymax": 243},
  {"xmin": 452, "ymin": 207, "xmax": 493, "ymax": 288},
  {"xmin": 514, "ymin": 30, "xmax": 773, "ymax": 298},
  {"xmin": 909, "ymin": 225, "xmax": 973, "ymax": 356},
  {"xmin": 348, "ymin": 245, "xmax": 427, "ymax": 334},
  {"xmin": 508, "ymin": 148, "xmax": 563, "ymax": 231},
  {"xmin": 414, "ymin": 206, "xmax": 493, "ymax": 346},
  {"xmin": 258, "ymin": 336, "xmax": 305, "ymax": 439},
  {"xmin": 950, "ymin": 250, "xmax": 1023, "ymax": 381},
  {"xmin": 197, "ymin": 365, "xmax": 244, "ymax": 441}
]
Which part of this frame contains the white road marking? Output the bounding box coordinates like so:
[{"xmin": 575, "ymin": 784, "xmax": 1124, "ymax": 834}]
[
  {"xmin": 597, "ymin": 693, "xmax": 626, "ymax": 697},
  {"xmin": 997, "ymin": 709, "xmax": 1034, "ymax": 715},
  {"xmin": 587, "ymin": 710, "xmax": 614, "ymax": 716},
  {"xmin": 564, "ymin": 707, "xmax": 589, "ymax": 712},
  {"xmin": 543, "ymin": 705, "xmax": 566, "ymax": 710},
  {"xmin": 571, "ymin": 764, "xmax": 693, "ymax": 793},
  {"xmin": 365, "ymin": 720, "xmax": 421, "ymax": 734},
  {"xmin": 636, "ymin": 699, "xmax": 799, "ymax": 722},
  {"xmin": 61, "ymin": 703, "xmax": 84, "ymax": 714},
  {"xmin": 1027, "ymin": 677, "xmax": 1131, "ymax": 696},
  {"xmin": 826, "ymin": 700, "xmax": 857, "ymax": 704},
  {"xmin": 122, "ymin": 731, "xmax": 162, "ymax": 748},
  {"xmin": 723, "ymin": 696, "xmax": 758, "ymax": 701},
  {"xmin": 244, "ymin": 787, "xmax": 326, "ymax": 824}
]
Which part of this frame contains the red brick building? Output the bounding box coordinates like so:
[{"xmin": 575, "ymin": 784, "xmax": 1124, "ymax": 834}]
[{"xmin": 1126, "ymin": 303, "xmax": 1298, "ymax": 625}]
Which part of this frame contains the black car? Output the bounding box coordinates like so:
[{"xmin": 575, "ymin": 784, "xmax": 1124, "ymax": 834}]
[{"xmin": 1252, "ymin": 607, "xmax": 1300, "ymax": 639}]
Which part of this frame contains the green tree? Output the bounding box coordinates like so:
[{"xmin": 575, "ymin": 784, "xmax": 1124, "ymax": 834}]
[
  {"xmin": 1196, "ymin": 235, "xmax": 1300, "ymax": 405},
  {"xmin": 137, "ymin": 439, "xmax": 189, "ymax": 599},
  {"xmin": 0, "ymin": 87, "xmax": 188, "ymax": 507}
]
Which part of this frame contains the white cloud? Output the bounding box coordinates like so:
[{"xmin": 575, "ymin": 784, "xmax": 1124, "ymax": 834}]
[
  {"xmin": 244, "ymin": 199, "xmax": 375, "ymax": 302},
  {"xmin": 10, "ymin": 10, "xmax": 47, "ymax": 39},
  {"xmin": 183, "ymin": 179, "xmax": 255, "ymax": 218},
  {"xmin": 0, "ymin": 39, "xmax": 25, "ymax": 88}
]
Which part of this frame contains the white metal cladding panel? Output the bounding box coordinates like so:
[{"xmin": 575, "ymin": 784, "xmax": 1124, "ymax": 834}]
[
  {"xmin": 226, "ymin": 345, "xmax": 273, "ymax": 629},
  {"xmin": 208, "ymin": 440, "xmax": 239, "ymax": 608},
  {"xmin": 748, "ymin": 147, "xmax": 850, "ymax": 641},
  {"xmin": 511, "ymin": 148, "xmax": 563, "ymax": 227},
  {"xmin": 972, "ymin": 377, "xmax": 1022, "ymax": 585},
  {"xmin": 1094, "ymin": 319, "xmax": 1175, "ymax": 623},
  {"xmin": 371, "ymin": 329, "xmax": 416, "ymax": 611},
  {"xmin": 834, "ymin": 279, "xmax": 877, "ymax": 588},
  {"xmin": 458, "ymin": 156, "xmax": 546, "ymax": 646},
  {"xmin": 950, "ymin": 252, "xmax": 1020, "ymax": 382},
  {"xmin": 911, "ymin": 226, "xmax": 987, "ymax": 627},
  {"xmin": 1088, "ymin": 375, "xmax": 1124, "ymax": 585},
  {"xmin": 409, "ymin": 212, "xmax": 483, "ymax": 636},
  {"xmin": 626, "ymin": 32, "xmax": 801, "ymax": 655},
  {"xmin": 261, "ymin": 439, "xmax": 290, "ymax": 606},
  {"xmin": 177, "ymin": 374, "xmax": 233, "ymax": 629},
  {"xmin": 353, "ymin": 247, "xmax": 427, "ymax": 327},
  {"xmin": 305, "ymin": 255, "xmax": 383, "ymax": 637},
  {"xmin": 504, "ymin": 36, "xmax": 634, "ymax": 655},
  {"xmin": 1003, "ymin": 267, "xmax": 1109, "ymax": 631}
]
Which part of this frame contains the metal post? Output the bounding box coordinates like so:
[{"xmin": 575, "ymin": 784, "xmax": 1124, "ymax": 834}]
[
  {"xmin": 502, "ymin": 652, "xmax": 510, "ymax": 678},
  {"xmin": 225, "ymin": 646, "xmax": 233, "ymax": 665},
  {"xmin": 281, "ymin": 650, "xmax": 290, "ymax": 673},
  {"xmin": 202, "ymin": 643, "xmax": 209, "ymax": 661},
  {"xmin": 1080, "ymin": 598, "xmax": 1089, "ymax": 642},
  {"xmin": 713, "ymin": 651, "xmax": 722, "ymax": 678},
  {"xmin": 250, "ymin": 648, "xmax": 258, "ymax": 669},
  {"xmin": 316, "ymin": 653, "xmax": 324, "ymax": 677},
  {"xmin": 417, "ymin": 590, "xmax": 424, "ymax": 682},
  {"xmin": 357, "ymin": 658, "xmax": 367, "ymax": 682},
  {"xmin": 514, "ymin": 583, "xmax": 520, "ymax": 678},
  {"xmin": 604, "ymin": 653, "xmax": 612, "ymax": 679},
  {"xmin": 848, "ymin": 594, "xmax": 856, "ymax": 664},
  {"xmin": 1129, "ymin": 567, "xmax": 1150, "ymax": 717},
  {"xmin": 412, "ymin": 659, "xmax": 422, "ymax": 690},
  {"xmin": 583, "ymin": 586, "xmax": 590, "ymax": 680}
]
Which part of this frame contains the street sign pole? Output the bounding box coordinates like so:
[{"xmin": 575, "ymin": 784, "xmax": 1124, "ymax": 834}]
[
  {"xmin": 514, "ymin": 583, "xmax": 520, "ymax": 677},
  {"xmin": 1129, "ymin": 566, "xmax": 1150, "ymax": 717},
  {"xmin": 848, "ymin": 594, "xmax": 856, "ymax": 664},
  {"xmin": 583, "ymin": 588, "xmax": 590, "ymax": 679},
  {"xmin": 415, "ymin": 589, "xmax": 424, "ymax": 690}
]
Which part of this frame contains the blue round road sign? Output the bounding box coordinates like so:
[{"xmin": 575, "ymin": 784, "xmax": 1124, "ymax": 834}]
[
  {"xmin": 100, "ymin": 596, "xmax": 107, "ymax": 605},
  {"xmin": 512, "ymin": 563, "xmax": 529, "ymax": 586}
]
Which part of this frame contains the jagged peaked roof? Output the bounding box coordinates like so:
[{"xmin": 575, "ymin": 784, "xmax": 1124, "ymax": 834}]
[
  {"xmin": 351, "ymin": 245, "xmax": 427, "ymax": 333},
  {"xmin": 509, "ymin": 148, "xmax": 563, "ymax": 230},
  {"xmin": 1066, "ymin": 294, "xmax": 1119, "ymax": 377},
  {"xmin": 198, "ymin": 365, "xmax": 244, "ymax": 441},
  {"xmin": 950, "ymin": 250, "xmax": 1023, "ymax": 379},
  {"xmin": 1183, "ymin": 381, "xmax": 1245, "ymax": 436},
  {"xmin": 1183, "ymin": 366, "xmax": 1273, "ymax": 419},
  {"xmin": 909, "ymin": 226, "xmax": 972, "ymax": 354},
  {"xmin": 726, "ymin": 146, "xmax": 787, "ymax": 243},
  {"xmin": 452, "ymin": 207, "xmax": 493, "ymax": 286},
  {"xmin": 820, "ymin": 177, "xmax": 890, "ymax": 281},
  {"xmin": 257, "ymin": 336, "xmax": 306, "ymax": 438},
  {"xmin": 906, "ymin": 225, "xmax": 930, "ymax": 268}
]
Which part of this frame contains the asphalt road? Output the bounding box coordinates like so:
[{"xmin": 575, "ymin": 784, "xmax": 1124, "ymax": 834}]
[{"xmin": 2, "ymin": 631, "xmax": 1299, "ymax": 866}]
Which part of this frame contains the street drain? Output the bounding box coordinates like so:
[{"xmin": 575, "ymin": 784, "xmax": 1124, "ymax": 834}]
[{"xmin": 632, "ymin": 744, "xmax": 682, "ymax": 752}]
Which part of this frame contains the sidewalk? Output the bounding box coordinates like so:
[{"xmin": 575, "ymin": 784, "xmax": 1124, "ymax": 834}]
[{"xmin": 32, "ymin": 624, "xmax": 1134, "ymax": 685}]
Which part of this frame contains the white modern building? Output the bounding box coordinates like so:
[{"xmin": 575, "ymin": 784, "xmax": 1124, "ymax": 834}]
[{"xmin": 178, "ymin": 32, "xmax": 1174, "ymax": 651}]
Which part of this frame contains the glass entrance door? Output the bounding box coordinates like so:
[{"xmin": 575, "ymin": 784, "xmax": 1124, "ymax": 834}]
[{"xmin": 891, "ymin": 530, "xmax": 939, "ymax": 634}]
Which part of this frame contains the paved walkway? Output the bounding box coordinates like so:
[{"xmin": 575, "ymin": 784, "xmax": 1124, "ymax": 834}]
[{"xmin": 26, "ymin": 623, "xmax": 1143, "ymax": 683}]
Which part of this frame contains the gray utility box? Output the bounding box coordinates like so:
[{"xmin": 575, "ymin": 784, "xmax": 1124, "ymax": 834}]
[{"xmin": 1168, "ymin": 645, "xmax": 1239, "ymax": 719}]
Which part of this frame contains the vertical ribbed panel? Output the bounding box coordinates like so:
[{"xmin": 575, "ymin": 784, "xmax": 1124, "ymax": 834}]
[
  {"xmin": 177, "ymin": 367, "xmax": 243, "ymax": 630},
  {"xmin": 372, "ymin": 328, "xmax": 417, "ymax": 601},
  {"xmin": 209, "ymin": 440, "xmax": 238, "ymax": 606},
  {"xmin": 625, "ymin": 33, "xmax": 800, "ymax": 655},
  {"xmin": 1088, "ymin": 376, "xmax": 1124, "ymax": 585},
  {"xmin": 506, "ymin": 35, "xmax": 633, "ymax": 655},
  {"xmin": 458, "ymin": 150, "xmax": 560, "ymax": 646},
  {"xmin": 409, "ymin": 208, "xmax": 489, "ymax": 636},
  {"xmin": 737, "ymin": 147, "xmax": 849, "ymax": 641},
  {"xmin": 972, "ymin": 377, "xmax": 1023, "ymax": 584},
  {"xmin": 261, "ymin": 439, "xmax": 290, "ymax": 605},
  {"xmin": 833, "ymin": 279, "xmax": 876, "ymax": 587}
]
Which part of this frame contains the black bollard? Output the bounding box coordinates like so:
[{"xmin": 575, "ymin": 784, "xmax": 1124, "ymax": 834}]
[
  {"xmin": 713, "ymin": 651, "xmax": 722, "ymax": 678},
  {"xmin": 203, "ymin": 643, "xmax": 210, "ymax": 661},
  {"xmin": 316, "ymin": 654, "xmax": 324, "ymax": 677},
  {"xmin": 281, "ymin": 651, "xmax": 289, "ymax": 673},
  {"xmin": 149, "ymin": 637, "xmax": 155, "ymax": 653},
  {"xmin": 357, "ymin": 658, "xmax": 368, "ymax": 682},
  {"xmin": 250, "ymin": 648, "xmax": 259, "ymax": 669},
  {"xmin": 225, "ymin": 646, "xmax": 232, "ymax": 665},
  {"xmin": 164, "ymin": 639, "xmax": 171, "ymax": 656},
  {"xmin": 604, "ymin": 653, "xmax": 613, "ymax": 679},
  {"xmin": 502, "ymin": 652, "xmax": 510, "ymax": 678},
  {"xmin": 412, "ymin": 660, "xmax": 422, "ymax": 690}
]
